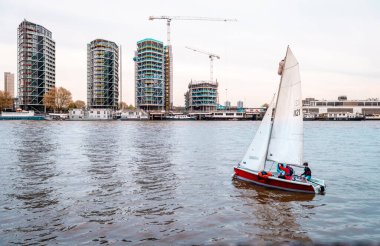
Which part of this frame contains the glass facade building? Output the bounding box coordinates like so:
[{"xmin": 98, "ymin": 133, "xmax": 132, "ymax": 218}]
[
  {"xmin": 134, "ymin": 38, "xmax": 164, "ymax": 110},
  {"xmin": 87, "ymin": 39, "xmax": 119, "ymax": 109},
  {"xmin": 17, "ymin": 20, "xmax": 55, "ymax": 112}
]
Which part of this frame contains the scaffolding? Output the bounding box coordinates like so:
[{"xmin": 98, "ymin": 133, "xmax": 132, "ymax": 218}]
[
  {"xmin": 135, "ymin": 38, "xmax": 164, "ymax": 111},
  {"xmin": 164, "ymin": 45, "xmax": 173, "ymax": 111},
  {"xmin": 186, "ymin": 80, "xmax": 218, "ymax": 112},
  {"xmin": 17, "ymin": 20, "xmax": 55, "ymax": 113},
  {"xmin": 87, "ymin": 39, "xmax": 119, "ymax": 109}
]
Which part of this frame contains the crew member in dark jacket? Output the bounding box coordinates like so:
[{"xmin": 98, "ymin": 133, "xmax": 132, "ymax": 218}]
[{"xmin": 301, "ymin": 162, "xmax": 312, "ymax": 181}]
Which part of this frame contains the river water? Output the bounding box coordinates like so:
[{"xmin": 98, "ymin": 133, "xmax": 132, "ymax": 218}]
[{"xmin": 0, "ymin": 121, "xmax": 379, "ymax": 244}]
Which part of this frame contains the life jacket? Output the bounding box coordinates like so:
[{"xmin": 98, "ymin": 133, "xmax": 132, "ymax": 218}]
[
  {"xmin": 277, "ymin": 163, "xmax": 285, "ymax": 174},
  {"xmin": 258, "ymin": 171, "xmax": 273, "ymax": 179}
]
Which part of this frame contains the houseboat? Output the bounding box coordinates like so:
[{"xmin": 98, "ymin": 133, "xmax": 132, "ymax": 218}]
[{"xmin": 0, "ymin": 110, "xmax": 45, "ymax": 120}]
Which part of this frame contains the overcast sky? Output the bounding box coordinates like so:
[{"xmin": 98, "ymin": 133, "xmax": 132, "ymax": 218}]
[{"xmin": 0, "ymin": 0, "xmax": 379, "ymax": 107}]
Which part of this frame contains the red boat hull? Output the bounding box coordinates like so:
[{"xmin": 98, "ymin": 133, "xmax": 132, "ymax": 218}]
[{"xmin": 234, "ymin": 167, "xmax": 316, "ymax": 194}]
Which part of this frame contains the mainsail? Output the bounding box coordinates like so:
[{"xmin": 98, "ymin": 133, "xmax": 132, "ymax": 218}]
[
  {"xmin": 240, "ymin": 96, "xmax": 275, "ymax": 171},
  {"xmin": 267, "ymin": 47, "xmax": 303, "ymax": 165}
]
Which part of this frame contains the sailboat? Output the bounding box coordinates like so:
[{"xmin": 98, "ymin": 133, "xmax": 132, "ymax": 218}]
[{"xmin": 233, "ymin": 47, "xmax": 326, "ymax": 194}]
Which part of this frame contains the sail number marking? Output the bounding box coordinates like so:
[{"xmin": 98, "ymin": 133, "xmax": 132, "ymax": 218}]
[{"xmin": 293, "ymin": 109, "xmax": 300, "ymax": 117}]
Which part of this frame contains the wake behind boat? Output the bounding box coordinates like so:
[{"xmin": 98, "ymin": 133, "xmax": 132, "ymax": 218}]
[{"xmin": 233, "ymin": 47, "xmax": 326, "ymax": 194}]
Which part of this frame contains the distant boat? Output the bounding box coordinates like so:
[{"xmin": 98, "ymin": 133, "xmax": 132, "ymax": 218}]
[
  {"xmin": 365, "ymin": 114, "xmax": 380, "ymax": 120},
  {"xmin": 0, "ymin": 110, "xmax": 45, "ymax": 120},
  {"xmin": 317, "ymin": 112, "xmax": 364, "ymax": 121},
  {"xmin": 120, "ymin": 110, "xmax": 149, "ymax": 121},
  {"xmin": 163, "ymin": 114, "xmax": 196, "ymax": 120},
  {"xmin": 233, "ymin": 47, "xmax": 326, "ymax": 194}
]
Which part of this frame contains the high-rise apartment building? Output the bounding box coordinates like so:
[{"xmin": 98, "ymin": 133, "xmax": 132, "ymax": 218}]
[
  {"xmin": 17, "ymin": 20, "xmax": 55, "ymax": 112},
  {"xmin": 4, "ymin": 72, "xmax": 15, "ymax": 98},
  {"xmin": 87, "ymin": 39, "xmax": 119, "ymax": 109},
  {"xmin": 134, "ymin": 38, "xmax": 164, "ymax": 110}
]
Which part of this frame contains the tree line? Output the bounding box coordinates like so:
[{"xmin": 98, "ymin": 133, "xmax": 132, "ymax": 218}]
[{"xmin": 0, "ymin": 87, "xmax": 134, "ymax": 112}]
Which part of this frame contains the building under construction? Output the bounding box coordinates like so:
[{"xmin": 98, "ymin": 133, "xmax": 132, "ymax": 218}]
[
  {"xmin": 17, "ymin": 20, "xmax": 55, "ymax": 112},
  {"xmin": 87, "ymin": 39, "xmax": 119, "ymax": 109},
  {"xmin": 185, "ymin": 80, "xmax": 218, "ymax": 111},
  {"xmin": 164, "ymin": 45, "xmax": 173, "ymax": 111},
  {"xmin": 135, "ymin": 38, "xmax": 165, "ymax": 110}
]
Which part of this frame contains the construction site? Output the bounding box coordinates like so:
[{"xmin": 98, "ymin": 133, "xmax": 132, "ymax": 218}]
[
  {"xmin": 142, "ymin": 16, "xmax": 236, "ymax": 114},
  {"xmin": 185, "ymin": 80, "xmax": 218, "ymax": 112}
]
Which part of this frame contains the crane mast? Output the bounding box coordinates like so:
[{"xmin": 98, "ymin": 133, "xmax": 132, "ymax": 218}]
[{"xmin": 186, "ymin": 46, "xmax": 220, "ymax": 82}]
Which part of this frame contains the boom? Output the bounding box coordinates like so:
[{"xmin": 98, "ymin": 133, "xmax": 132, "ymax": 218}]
[
  {"xmin": 149, "ymin": 16, "xmax": 237, "ymax": 44},
  {"xmin": 186, "ymin": 46, "xmax": 220, "ymax": 82}
]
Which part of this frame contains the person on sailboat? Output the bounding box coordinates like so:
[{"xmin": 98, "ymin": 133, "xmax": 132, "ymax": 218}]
[
  {"xmin": 301, "ymin": 162, "xmax": 312, "ymax": 181},
  {"xmin": 278, "ymin": 59, "xmax": 285, "ymax": 75},
  {"xmin": 277, "ymin": 163, "xmax": 286, "ymax": 176},
  {"xmin": 277, "ymin": 164, "xmax": 294, "ymax": 180}
]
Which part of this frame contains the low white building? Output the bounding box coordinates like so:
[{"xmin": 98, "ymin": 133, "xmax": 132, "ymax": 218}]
[
  {"xmin": 120, "ymin": 110, "xmax": 149, "ymax": 120},
  {"xmin": 68, "ymin": 108, "xmax": 114, "ymax": 120},
  {"xmin": 303, "ymin": 96, "xmax": 380, "ymax": 116}
]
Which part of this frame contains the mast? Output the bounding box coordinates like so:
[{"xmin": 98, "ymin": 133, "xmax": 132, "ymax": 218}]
[
  {"xmin": 120, "ymin": 45, "xmax": 122, "ymax": 109},
  {"xmin": 263, "ymin": 46, "xmax": 289, "ymax": 169}
]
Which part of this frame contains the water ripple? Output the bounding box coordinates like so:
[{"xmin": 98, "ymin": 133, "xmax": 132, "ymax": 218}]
[{"xmin": 0, "ymin": 121, "xmax": 379, "ymax": 244}]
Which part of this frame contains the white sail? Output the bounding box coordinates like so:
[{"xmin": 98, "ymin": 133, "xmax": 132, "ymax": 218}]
[
  {"xmin": 240, "ymin": 97, "xmax": 275, "ymax": 171},
  {"xmin": 267, "ymin": 47, "xmax": 303, "ymax": 165}
]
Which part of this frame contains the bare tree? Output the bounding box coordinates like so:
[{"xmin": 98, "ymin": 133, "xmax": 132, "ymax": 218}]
[
  {"xmin": 74, "ymin": 100, "xmax": 86, "ymax": 109},
  {"xmin": 119, "ymin": 101, "xmax": 127, "ymax": 110},
  {"xmin": 43, "ymin": 88, "xmax": 57, "ymax": 112},
  {"xmin": 0, "ymin": 90, "xmax": 13, "ymax": 111},
  {"xmin": 56, "ymin": 87, "xmax": 72, "ymax": 112},
  {"xmin": 127, "ymin": 104, "xmax": 135, "ymax": 110},
  {"xmin": 43, "ymin": 87, "xmax": 72, "ymax": 112},
  {"xmin": 68, "ymin": 101, "xmax": 76, "ymax": 109}
]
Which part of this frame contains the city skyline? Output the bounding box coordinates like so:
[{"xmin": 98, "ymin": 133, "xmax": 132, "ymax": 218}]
[{"xmin": 0, "ymin": 0, "xmax": 379, "ymax": 107}]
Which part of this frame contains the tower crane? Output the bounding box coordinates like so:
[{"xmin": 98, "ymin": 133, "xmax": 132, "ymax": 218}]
[
  {"xmin": 148, "ymin": 16, "xmax": 237, "ymax": 44},
  {"xmin": 186, "ymin": 46, "xmax": 220, "ymax": 82}
]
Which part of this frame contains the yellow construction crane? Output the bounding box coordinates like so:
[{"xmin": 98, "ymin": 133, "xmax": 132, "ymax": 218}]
[
  {"xmin": 148, "ymin": 16, "xmax": 237, "ymax": 44},
  {"xmin": 186, "ymin": 46, "xmax": 220, "ymax": 82}
]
